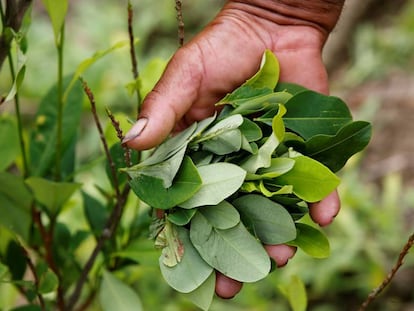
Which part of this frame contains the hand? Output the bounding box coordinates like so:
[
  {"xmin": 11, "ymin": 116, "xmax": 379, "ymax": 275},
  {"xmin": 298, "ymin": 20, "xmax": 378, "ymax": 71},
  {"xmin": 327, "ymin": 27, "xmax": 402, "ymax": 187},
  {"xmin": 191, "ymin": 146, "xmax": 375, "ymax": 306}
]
[{"xmin": 124, "ymin": 0, "xmax": 343, "ymax": 299}]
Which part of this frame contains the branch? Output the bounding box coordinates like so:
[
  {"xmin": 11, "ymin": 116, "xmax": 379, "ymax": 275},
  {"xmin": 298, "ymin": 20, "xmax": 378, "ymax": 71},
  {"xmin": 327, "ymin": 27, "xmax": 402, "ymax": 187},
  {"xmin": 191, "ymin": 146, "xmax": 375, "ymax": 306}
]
[
  {"xmin": 127, "ymin": 1, "xmax": 141, "ymax": 115},
  {"xmin": 359, "ymin": 232, "xmax": 414, "ymax": 310},
  {"xmin": 20, "ymin": 245, "xmax": 46, "ymax": 310},
  {"xmin": 175, "ymin": 0, "xmax": 185, "ymax": 47},
  {"xmin": 31, "ymin": 205, "xmax": 65, "ymax": 310},
  {"xmin": 106, "ymin": 108, "xmax": 132, "ymax": 167},
  {"xmin": 66, "ymin": 79, "xmax": 129, "ymax": 311}
]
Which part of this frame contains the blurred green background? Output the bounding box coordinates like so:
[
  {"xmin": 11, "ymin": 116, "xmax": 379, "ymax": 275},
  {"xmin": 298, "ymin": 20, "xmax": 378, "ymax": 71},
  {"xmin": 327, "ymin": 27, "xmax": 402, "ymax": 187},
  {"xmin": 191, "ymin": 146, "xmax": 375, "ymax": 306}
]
[{"xmin": 1, "ymin": 0, "xmax": 414, "ymax": 310}]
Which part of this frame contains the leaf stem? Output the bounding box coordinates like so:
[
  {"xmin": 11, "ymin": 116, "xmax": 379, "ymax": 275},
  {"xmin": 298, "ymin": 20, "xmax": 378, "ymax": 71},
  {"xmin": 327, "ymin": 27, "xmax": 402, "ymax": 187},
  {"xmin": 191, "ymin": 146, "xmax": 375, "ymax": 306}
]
[{"xmin": 359, "ymin": 232, "xmax": 414, "ymax": 310}]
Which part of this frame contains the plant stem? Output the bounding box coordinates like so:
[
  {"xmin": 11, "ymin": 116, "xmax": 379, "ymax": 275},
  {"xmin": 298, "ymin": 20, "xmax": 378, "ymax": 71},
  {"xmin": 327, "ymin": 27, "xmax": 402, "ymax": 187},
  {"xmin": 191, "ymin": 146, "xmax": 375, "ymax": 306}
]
[
  {"xmin": 21, "ymin": 245, "xmax": 46, "ymax": 310},
  {"xmin": 0, "ymin": 0, "xmax": 30, "ymax": 177},
  {"xmin": 127, "ymin": 1, "xmax": 141, "ymax": 116},
  {"xmin": 175, "ymin": 0, "xmax": 184, "ymax": 47},
  {"xmin": 55, "ymin": 24, "xmax": 65, "ymax": 181},
  {"xmin": 66, "ymin": 79, "xmax": 129, "ymax": 311},
  {"xmin": 359, "ymin": 232, "xmax": 414, "ymax": 310}
]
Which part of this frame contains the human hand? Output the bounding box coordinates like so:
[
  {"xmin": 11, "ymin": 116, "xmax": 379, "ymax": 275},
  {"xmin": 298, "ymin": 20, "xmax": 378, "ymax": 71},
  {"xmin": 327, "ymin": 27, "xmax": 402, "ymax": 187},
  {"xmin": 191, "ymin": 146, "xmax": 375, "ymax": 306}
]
[{"xmin": 124, "ymin": 0, "xmax": 344, "ymax": 299}]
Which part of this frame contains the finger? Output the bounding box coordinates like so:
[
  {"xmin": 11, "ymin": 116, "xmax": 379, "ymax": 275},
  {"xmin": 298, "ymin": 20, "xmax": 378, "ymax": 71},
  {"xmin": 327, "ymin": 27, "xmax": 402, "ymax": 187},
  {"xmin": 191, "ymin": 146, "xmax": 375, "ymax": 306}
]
[
  {"xmin": 123, "ymin": 46, "xmax": 210, "ymax": 150},
  {"xmin": 215, "ymin": 271, "xmax": 243, "ymax": 299},
  {"xmin": 309, "ymin": 190, "xmax": 340, "ymax": 227},
  {"xmin": 264, "ymin": 244, "xmax": 297, "ymax": 267}
]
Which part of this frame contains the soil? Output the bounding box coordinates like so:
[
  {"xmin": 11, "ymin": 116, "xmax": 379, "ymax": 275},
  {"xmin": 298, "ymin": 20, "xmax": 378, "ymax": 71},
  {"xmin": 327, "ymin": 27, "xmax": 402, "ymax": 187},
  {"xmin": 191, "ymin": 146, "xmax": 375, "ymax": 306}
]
[{"xmin": 336, "ymin": 72, "xmax": 414, "ymax": 187}]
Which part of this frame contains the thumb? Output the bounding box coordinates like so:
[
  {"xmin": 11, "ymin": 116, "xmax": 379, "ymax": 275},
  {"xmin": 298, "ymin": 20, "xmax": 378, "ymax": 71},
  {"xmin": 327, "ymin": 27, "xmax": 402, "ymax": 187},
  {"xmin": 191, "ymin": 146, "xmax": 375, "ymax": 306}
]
[{"xmin": 123, "ymin": 47, "xmax": 205, "ymax": 150}]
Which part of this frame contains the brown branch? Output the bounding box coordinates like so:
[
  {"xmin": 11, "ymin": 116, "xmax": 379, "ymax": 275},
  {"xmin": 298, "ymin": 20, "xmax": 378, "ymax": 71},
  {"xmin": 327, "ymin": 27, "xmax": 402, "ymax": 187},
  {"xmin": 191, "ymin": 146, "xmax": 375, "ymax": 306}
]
[
  {"xmin": 31, "ymin": 205, "xmax": 65, "ymax": 310},
  {"xmin": 359, "ymin": 232, "xmax": 414, "ymax": 311},
  {"xmin": 175, "ymin": 0, "xmax": 185, "ymax": 47},
  {"xmin": 20, "ymin": 245, "xmax": 46, "ymax": 310},
  {"xmin": 66, "ymin": 79, "xmax": 130, "ymax": 311},
  {"xmin": 106, "ymin": 108, "xmax": 132, "ymax": 167},
  {"xmin": 0, "ymin": 0, "xmax": 32, "ymax": 70},
  {"xmin": 127, "ymin": 1, "xmax": 141, "ymax": 115}
]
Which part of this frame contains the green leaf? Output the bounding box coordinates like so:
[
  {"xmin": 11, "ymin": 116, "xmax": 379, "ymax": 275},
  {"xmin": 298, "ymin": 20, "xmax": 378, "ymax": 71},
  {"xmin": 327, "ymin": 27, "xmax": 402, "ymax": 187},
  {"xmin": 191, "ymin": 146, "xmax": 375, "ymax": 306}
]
[
  {"xmin": 194, "ymin": 114, "xmax": 244, "ymax": 152},
  {"xmin": 272, "ymin": 104, "xmax": 287, "ymax": 142},
  {"xmin": 106, "ymin": 142, "xmax": 139, "ymax": 187},
  {"xmin": 302, "ymin": 121, "xmax": 372, "ymax": 172},
  {"xmin": 29, "ymin": 77, "xmax": 83, "ymax": 178},
  {"xmin": 41, "ymin": 0, "xmax": 68, "ymax": 43},
  {"xmin": 183, "ymin": 271, "xmax": 215, "ymax": 311},
  {"xmin": 126, "ymin": 144, "xmax": 187, "ymax": 188},
  {"xmin": 37, "ymin": 266, "xmax": 58, "ymax": 294},
  {"xmin": 259, "ymin": 182, "xmax": 293, "ymax": 197},
  {"xmin": 216, "ymin": 85, "xmax": 273, "ymax": 109},
  {"xmin": 241, "ymin": 134, "xmax": 279, "ymax": 173},
  {"xmin": 179, "ymin": 163, "xmax": 246, "ymax": 209},
  {"xmin": 168, "ymin": 208, "xmax": 197, "ymax": 226},
  {"xmin": 278, "ymin": 275, "xmax": 307, "ymax": 311},
  {"xmin": 283, "ymin": 90, "xmax": 352, "ymax": 139},
  {"xmin": 0, "ymin": 116, "xmax": 20, "ymax": 171},
  {"xmin": 112, "ymin": 239, "xmax": 159, "ymax": 267},
  {"xmin": 4, "ymin": 241, "xmax": 26, "ymax": 280},
  {"xmin": 240, "ymin": 117, "xmax": 263, "ymax": 142},
  {"xmin": 25, "ymin": 177, "xmax": 81, "ymax": 217},
  {"xmin": 64, "ymin": 40, "xmax": 130, "ymax": 100},
  {"xmin": 202, "ymin": 129, "xmax": 242, "ymax": 155},
  {"xmin": 233, "ymin": 194, "xmax": 296, "ymax": 244},
  {"xmin": 198, "ymin": 201, "xmax": 240, "ymax": 230},
  {"xmin": 134, "ymin": 122, "xmax": 197, "ymax": 168},
  {"xmin": 0, "ymin": 262, "xmax": 8, "ymax": 280},
  {"xmin": 275, "ymin": 82, "xmax": 308, "ymax": 95},
  {"xmin": 246, "ymin": 157, "xmax": 295, "ymax": 180},
  {"xmin": 231, "ymin": 92, "xmax": 292, "ymax": 116},
  {"xmin": 288, "ymin": 223, "xmax": 330, "ymax": 258},
  {"xmin": 137, "ymin": 58, "xmax": 167, "ymax": 99},
  {"xmin": 130, "ymin": 156, "xmax": 202, "ymax": 209},
  {"xmin": 216, "ymin": 50, "xmax": 282, "ymax": 108},
  {"xmin": 190, "ymin": 213, "xmax": 270, "ymax": 282},
  {"xmin": 155, "ymin": 221, "xmax": 184, "ymax": 267},
  {"xmin": 0, "ymin": 173, "xmax": 32, "ymax": 240},
  {"xmin": 4, "ymin": 49, "xmax": 26, "ymax": 103},
  {"xmin": 82, "ymin": 192, "xmax": 109, "ymax": 235},
  {"xmin": 99, "ymin": 271, "xmax": 143, "ymax": 311},
  {"xmin": 245, "ymin": 49, "xmax": 280, "ymax": 90},
  {"xmin": 273, "ymin": 156, "xmax": 340, "ymax": 202},
  {"xmin": 159, "ymin": 227, "xmax": 213, "ymax": 293}
]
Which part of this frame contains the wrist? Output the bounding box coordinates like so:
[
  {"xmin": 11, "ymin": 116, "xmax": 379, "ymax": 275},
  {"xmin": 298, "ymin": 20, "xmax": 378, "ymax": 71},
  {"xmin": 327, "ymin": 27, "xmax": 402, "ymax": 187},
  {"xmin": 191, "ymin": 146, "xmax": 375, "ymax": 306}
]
[{"xmin": 226, "ymin": 0, "xmax": 344, "ymax": 36}]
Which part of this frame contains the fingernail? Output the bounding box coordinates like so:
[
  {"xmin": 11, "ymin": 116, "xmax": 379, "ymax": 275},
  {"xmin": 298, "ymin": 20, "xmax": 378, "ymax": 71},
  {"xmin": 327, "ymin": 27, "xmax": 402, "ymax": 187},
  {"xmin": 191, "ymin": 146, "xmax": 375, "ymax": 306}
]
[{"xmin": 122, "ymin": 118, "xmax": 148, "ymax": 144}]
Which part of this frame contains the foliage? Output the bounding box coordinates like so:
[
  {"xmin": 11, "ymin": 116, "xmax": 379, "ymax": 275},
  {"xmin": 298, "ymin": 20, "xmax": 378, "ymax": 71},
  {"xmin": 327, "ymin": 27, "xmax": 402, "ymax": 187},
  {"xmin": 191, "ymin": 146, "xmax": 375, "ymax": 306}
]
[{"xmin": 0, "ymin": 1, "xmax": 413, "ymax": 311}]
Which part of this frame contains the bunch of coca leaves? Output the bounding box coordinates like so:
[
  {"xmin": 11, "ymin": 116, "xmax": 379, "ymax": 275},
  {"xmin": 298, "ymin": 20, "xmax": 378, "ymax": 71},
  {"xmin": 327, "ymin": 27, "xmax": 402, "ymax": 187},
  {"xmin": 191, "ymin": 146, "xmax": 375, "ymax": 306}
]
[{"xmin": 124, "ymin": 50, "xmax": 372, "ymax": 310}]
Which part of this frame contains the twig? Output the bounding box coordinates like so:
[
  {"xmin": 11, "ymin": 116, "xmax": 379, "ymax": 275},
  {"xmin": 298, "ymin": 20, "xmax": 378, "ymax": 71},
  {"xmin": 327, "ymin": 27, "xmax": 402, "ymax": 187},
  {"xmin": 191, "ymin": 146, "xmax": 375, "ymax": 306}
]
[
  {"xmin": 20, "ymin": 245, "xmax": 46, "ymax": 310},
  {"xmin": 175, "ymin": 0, "xmax": 185, "ymax": 47},
  {"xmin": 66, "ymin": 79, "xmax": 129, "ymax": 311},
  {"xmin": 31, "ymin": 206, "xmax": 65, "ymax": 310},
  {"xmin": 80, "ymin": 79, "xmax": 121, "ymax": 198},
  {"xmin": 359, "ymin": 232, "xmax": 414, "ymax": 310},
  {"xmin": 127, "ymin": 1, "xmax": 141, "ymax": 115},
  {"xmin": 106, "ymin": 108, "xmax": 132, "ymax": 167}
]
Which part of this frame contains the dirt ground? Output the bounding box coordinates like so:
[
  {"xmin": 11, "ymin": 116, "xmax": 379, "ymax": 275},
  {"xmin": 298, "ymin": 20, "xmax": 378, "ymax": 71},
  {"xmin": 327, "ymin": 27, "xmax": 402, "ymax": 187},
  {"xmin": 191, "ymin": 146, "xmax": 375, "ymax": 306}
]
[{"xmin": 336, "ymin": 72, "xmax": 414, "ymax": 188}]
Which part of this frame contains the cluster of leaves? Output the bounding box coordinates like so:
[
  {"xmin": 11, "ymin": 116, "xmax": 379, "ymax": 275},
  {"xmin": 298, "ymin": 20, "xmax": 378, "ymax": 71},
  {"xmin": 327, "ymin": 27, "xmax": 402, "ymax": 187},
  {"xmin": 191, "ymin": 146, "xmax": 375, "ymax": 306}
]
[{"xmin": 125, "ymin": 50, "xmax": 372, "ymax": 310}]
